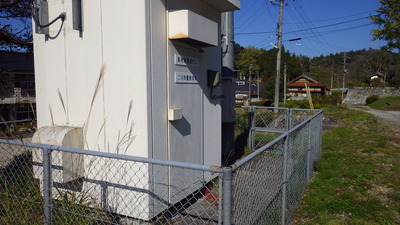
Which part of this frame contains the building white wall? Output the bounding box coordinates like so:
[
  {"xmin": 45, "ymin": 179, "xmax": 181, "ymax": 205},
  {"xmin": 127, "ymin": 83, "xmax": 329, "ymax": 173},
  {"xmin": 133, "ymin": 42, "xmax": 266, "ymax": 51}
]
[
  {"xmin": 33, "ymin": 0, "xmax": 239, "ymax": 220},
  {"xmin": 33, "ymin": 0, "xmax": 229, "ymax": 165},
  {"xmin": 34, "ymin": 0, "xmax": 150, "ymax": 157}
]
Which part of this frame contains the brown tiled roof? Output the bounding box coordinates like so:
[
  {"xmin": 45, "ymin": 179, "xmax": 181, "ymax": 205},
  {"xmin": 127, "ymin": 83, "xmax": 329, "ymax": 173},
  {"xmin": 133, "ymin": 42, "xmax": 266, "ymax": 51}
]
[
  {"xmin": 287, "ymin": 81, "xmax": 325, "ymax": 87},
  {"xmin": 288, "ymin": 74, "xmax": 321, "ymax": 84}
]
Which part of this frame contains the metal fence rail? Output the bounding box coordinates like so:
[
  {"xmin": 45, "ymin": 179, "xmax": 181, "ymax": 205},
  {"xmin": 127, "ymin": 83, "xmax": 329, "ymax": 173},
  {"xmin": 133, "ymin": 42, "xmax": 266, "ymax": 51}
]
[{"xmin": 0, "ymin": 107, "xmax": 322, "ymax": 224}]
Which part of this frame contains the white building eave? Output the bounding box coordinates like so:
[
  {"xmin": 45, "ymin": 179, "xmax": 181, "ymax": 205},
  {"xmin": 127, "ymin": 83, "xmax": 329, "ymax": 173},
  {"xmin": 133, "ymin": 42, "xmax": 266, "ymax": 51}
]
[{"xmin": 202, "ymin": 0, "xmax": 240, "ymax": 11}]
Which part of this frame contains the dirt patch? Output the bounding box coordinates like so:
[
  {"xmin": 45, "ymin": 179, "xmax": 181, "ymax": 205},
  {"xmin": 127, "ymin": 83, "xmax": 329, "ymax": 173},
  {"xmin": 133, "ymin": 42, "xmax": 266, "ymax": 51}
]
[
  {"xmin": 322, "ymin": 116, "xmax": 339, "ymax": 132},
  {"xmin": 367, "ymin": 185, "xmax": 392, "ymax": 204}
]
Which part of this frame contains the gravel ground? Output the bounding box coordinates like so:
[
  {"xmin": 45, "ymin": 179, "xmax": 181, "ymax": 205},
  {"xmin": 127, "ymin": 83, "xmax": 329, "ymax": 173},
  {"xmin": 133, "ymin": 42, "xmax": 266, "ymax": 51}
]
[
  {"xmin": 349, "ymin": 105, "xmax": 400, "ymax": 147},
  {"xmin": 349, "ymin": 105, "xmax": 400, "ymax": 132}
]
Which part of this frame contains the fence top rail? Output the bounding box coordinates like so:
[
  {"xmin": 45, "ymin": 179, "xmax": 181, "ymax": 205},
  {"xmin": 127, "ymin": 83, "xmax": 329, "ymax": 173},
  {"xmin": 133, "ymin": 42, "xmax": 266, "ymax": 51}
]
[
  {"xmin": 232, "ymin": 109, "xmax": 323, "ymax": 170},
  {"xmin": 0, "ymin": 119, "xmax": 36, "ymax": 125},
  {"xmin": 0, "ymin": 139, "xmax": 222, "ymax": 173},
  {"xmin": 241, "ymin": 106, "xmax": 289, "ymax": 110},
  {"xmin": 240, "ymin": 106, "xmax": 322, "ymax": 112},
  {"xmin": 290, "ymin": 108, "xmax": 322, "ymax": 112}
]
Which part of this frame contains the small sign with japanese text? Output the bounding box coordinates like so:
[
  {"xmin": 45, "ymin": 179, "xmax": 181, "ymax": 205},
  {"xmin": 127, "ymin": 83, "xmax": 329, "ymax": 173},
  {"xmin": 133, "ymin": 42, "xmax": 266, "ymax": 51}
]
[{"xmin": 175, "ymin": 72, "xmax": 198, "ymax": 84}]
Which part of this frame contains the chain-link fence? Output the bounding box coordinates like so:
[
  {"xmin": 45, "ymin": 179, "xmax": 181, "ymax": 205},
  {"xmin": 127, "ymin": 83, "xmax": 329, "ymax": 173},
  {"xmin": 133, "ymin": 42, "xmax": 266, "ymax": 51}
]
[
  {"xmin": 241, "ymin": 107, "xmax": 322, "ymax": 151},
  {"xmin": 232, "ymin": 107, "xmax": 323, "ymax": 225},
  {"xmin": 0, "ymin": 107, "xmax": 322, "ymax": 224}
]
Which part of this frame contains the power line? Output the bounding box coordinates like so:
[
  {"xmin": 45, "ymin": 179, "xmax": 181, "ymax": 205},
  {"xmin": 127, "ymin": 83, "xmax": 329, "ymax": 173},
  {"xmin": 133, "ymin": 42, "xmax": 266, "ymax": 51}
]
[
  {"xmin": 265, "ymin": 0, "xmax": 278, "ymax": 22},
  {"xmin": 285, "ymin": 2, "xmax": 327, "ymax": 54},
  {"xmin": 284, "ymin": 10, "xmax": 374, "ymax": 24},
  {"xmin": 235, "ymin": 0, "xmax": 260, "ymax": 24},
  {"xmin": 287, "ymin": 16, "xmax": 370, "ymax": 33},
  {"xmin": 297, "ymin": 23, "xmax": 371, "ymax": 39},
  {"xmin": 237, "ymin": 6, "xmax": 265, "ymax": 33},
  {"xmin": 235, "ymin": 16, "xmax": 371, "ymax": 35},
  {"xmin": 289, "ymin": 1, "xmax": 334, "ymax": 54}
]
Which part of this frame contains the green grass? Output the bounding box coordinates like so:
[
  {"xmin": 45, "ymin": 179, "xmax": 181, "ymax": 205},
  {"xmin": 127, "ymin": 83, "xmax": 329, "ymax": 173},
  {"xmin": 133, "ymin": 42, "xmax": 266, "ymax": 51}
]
[
  {"xmin": 368, "ymin": 95, "xmax": 400, "ymax": 111},
  {"xmin": 0, "ymin": 156, "xmax": 43, "ymax": 224},
  {"xmin": 0, "ymin": 152, "xmax": 114, "ymax": 224},
  {"xmin": 292, "ymin": 107, "xmax": 400, "ymax": 224}
]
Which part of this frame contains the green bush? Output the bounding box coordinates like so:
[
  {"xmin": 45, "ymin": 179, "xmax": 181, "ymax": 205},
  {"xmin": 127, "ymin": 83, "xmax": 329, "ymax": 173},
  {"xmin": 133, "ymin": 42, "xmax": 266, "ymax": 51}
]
[
  {"xmin": 235, "ymin": 101, "xmax": 244, "ymax": 106},
  {"xmin": 249, "ymin": 100, "xmax": 273, "ymax": 106},
  {"xmin": 370, "ymin": 79, "xmax": 385, "ymax": 87},
  {"xmin": 313, "ymin": 91, "xmax": 342, "ymax": 108},
  {"xmin": 280, "ymin": 91, "xmax": 343, "ymax": 109},
  {"xmin": 235, "ymin": 108, "xmax": 248, "ymax": 128},
  {"xmin": 368, "ymin": 95, "xmax": 400, "ymax": 111},
  {"xmin": 366, "ymin": 95, "xmax": 380, "ymax": 105},
  {"xmin": 280, "ymin": 100, "xmax": 310, "ymax": 109}
]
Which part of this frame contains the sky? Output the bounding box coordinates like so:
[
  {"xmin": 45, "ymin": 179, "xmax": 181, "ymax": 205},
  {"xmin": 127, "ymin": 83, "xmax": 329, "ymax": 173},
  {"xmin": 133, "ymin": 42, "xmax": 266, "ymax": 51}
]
[{"xmin": 234, "ymin": 0, "xmax": 387, "ymax": 57}]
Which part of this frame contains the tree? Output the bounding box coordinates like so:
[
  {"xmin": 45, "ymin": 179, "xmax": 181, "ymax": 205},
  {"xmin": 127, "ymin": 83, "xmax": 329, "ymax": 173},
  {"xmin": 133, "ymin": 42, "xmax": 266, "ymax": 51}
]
[
  {"xmin": 371, "ymin": 0, "xmax": 400, "ymax": 51},
  {"xmin": 352, "ymin": 49, "xmax": 396, "ymax": 74},
  {"xmin": 0, "ymin": 0, "xmax": 32, "ymax": 52},
  {"xmin": 235, "ymin": 46, "xmax": 262, "ymax": 79}
]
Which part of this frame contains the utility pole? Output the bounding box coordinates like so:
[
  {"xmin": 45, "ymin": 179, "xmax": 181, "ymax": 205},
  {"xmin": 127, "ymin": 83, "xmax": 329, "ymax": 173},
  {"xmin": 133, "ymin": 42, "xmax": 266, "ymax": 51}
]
[
  {"xmin": 283, "ymin": 63, "xmax": 287, "ymax": 104},
  {"xmin": 273, "ymin": 0, "xmax": 284, "ymax": 108},
  {"xmin": 341, "ymin": 52, "xmax": 348, "ymax": 102},
  {"xmin": 336, "ymin": 73, "xmax": 339, "ymax": 89},
  {"xmin": 248, "ymin": 64, "xmax": 253, "ymax": 104},
  {"xmin": 331, "ymin": 60, "xmax": 334, "ymax": 89},
  {"xmin": 257, "ymin": 71, "xmax": 260, "ymax": 101}
]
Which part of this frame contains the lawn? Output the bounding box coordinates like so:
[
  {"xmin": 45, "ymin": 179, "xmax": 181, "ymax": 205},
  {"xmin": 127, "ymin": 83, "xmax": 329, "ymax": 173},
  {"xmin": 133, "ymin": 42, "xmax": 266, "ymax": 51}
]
[
  {"xmin": 368, "ymin": 95, "xmax": 400, "ymax": 111},
  {"xmin": 291, "ymin": 107, "xmax": 400, "ymax": 224}
]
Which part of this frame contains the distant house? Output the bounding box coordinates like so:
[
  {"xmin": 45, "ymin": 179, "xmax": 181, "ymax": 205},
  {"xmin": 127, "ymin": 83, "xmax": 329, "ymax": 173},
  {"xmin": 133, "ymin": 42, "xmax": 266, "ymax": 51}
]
[
  {"xmin": 235, "ymin": 80, "xmax": 262, "ymax": 102},
  {"xmin": 287, "ymin": 75, "xmax": 327, "ymax": 99},
  {"xmin": 0, "ymin": 52, "xmax": 36, "ymax": 120},
  {"xmin": 368, "ymin": 72, "xmax": 385, "ymax": 86}
]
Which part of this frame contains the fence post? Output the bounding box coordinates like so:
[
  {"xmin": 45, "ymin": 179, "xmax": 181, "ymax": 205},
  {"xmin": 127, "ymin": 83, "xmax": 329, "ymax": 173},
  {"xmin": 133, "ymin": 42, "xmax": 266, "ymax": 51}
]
[
  {"xmin": 285, "ymin": 108, "xmax": 289, "ymax": 131},
  {"xmin": 218, "ymin": 173, "xmax": 223, "ymax": 224},
  {"xmin": 222, "ymin": 167, "xmax": 232, "ymax": 225},
  {"xmin": 247, "ymin": 106, "xmax": 254, "ymax": 151},
  {"xmin": 307, "ymin": 122, "xmax": 312, "ymax": 182},
  {"xmin": 43, "ymin": 147, "xmax": 52, "ymax": 225},
  {"xmin": 281, "ymin": 134, "xmax": 289, "ymax": 225},
  {"xmin": 318, "ymin": 113, "xmax": 323, "ymax": 159}
]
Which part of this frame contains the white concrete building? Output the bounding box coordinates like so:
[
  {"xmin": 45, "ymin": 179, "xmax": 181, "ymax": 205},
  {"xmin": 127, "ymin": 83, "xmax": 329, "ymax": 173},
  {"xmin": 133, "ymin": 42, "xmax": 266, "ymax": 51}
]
[{"xmin": 32, "ymin": 0, "xmax": 239, "ymax": 220}]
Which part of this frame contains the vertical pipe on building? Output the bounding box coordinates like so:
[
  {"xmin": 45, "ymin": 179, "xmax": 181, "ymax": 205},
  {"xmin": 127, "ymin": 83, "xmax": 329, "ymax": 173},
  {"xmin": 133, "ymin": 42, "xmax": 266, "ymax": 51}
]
[{"xmin": 221, "ymin": 11, "xmax": 237, "ymax": 165}]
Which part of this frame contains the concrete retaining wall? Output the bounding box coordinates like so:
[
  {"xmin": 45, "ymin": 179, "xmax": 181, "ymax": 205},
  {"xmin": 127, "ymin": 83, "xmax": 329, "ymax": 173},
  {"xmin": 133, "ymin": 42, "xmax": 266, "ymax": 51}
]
[{"xmin": 344, "ymin": 87, "xmax": 400, "ymax": 105}]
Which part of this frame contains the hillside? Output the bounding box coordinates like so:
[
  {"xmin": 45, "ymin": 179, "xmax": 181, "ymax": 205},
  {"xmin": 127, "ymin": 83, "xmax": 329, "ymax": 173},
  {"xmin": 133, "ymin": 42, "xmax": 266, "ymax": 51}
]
[
  {"xmin": 310, "ymin": 49, "xmax": 400, "ymax": 88},
  {"xmin": 234, "ymin": 45, "xmax": 400, "ymax": 100}
]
